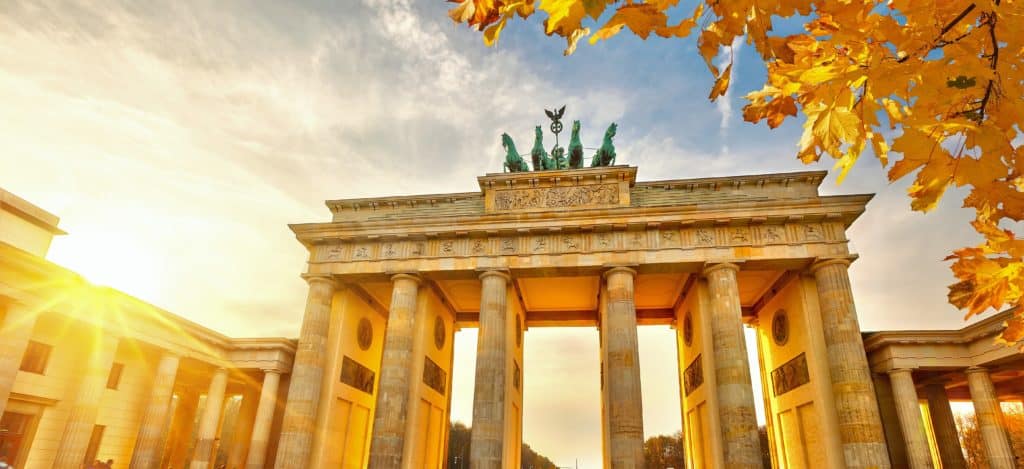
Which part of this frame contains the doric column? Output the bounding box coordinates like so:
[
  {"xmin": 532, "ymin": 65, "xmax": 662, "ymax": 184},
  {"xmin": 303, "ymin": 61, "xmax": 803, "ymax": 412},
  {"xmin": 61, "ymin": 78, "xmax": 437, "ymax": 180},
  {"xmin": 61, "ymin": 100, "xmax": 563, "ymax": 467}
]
[
  {"xmin": 810, "ymin": 258, "xmax": 891, "ymax": 468},
  {"xmin": 703, "ymin": 263, "xmax": 761, "ymax": 467},
  {"xmin": 164, "ymin": 390, "xmax": 200, "ymax": 468},
  {"xmin": 245, "ymin": 369, "xmax": 282, "ymax": 469},
  {"xmin": 129, "ymin": 352, "xmax": 181, "ymax": 469},
  {"xmin": 601, "ymin": 266, "xmax": 645, "ymax": 468},
  {"xmin": 274, "ymin": 274, "xmax": 336, "ymax": 468},
  {"xmin": 887, "ymin": 369, "xmax": 933, "ymax": 469},
  {"xmin": 53, "ymin": 334, "xmax": 120, "ymax": 469},
  {"xmin": 924, "ymin": 383, "xmax": 966, "ymax": 469},
  {"xmin": 368, "ymin": 273, "xmax": 422, "ymax": 468},
  {"xmin": 0, "ymin": 301, "xmax": 36, "ymax": 414},
  {"xmin": 190, "ymin": 367, "xmax": 229, "ymax": 469},
  {"xmin": 470, "ymin": 270, "xmax": 511, "ymax": 469},
  {"xmin": 965, "ymin": 367, "xmax": 1016, "ymax": 469}
]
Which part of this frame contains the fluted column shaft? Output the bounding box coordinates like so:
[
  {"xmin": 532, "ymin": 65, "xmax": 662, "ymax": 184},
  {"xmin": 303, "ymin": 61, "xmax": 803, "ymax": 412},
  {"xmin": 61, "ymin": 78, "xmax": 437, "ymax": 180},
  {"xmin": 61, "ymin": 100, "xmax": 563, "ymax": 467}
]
[
  {"xmin": 164, "ymin": 391, "xmax": 199, "ymax": 468},
  {"xmin": 274, "ymin": 275, "xmax": 336, "ymax": 468},
  {"xmin": 470, "ymin": 270, "xmax": 511, "ymax": 469},
  {"xmin": 703, "ymin": 263, "xmax": 761, "ymax": 468},
  {"xmin": 602, "ymin": 267, "xmax": 646, "ymax": 469},
  {"xmin": 887, "ymin": 369, "xmax": 933, "ymax": 469},
  {"xmin": 190, "ymin": 367, "xmax": 229, "ymax": 469},
  {"xmin": 811, "ymin": 258, "xmax": 891, "ymax": 468},
  {"xmin": 130, "ymin": 352, "xmax": 180, "ymax": 469},
  {"xmin": 965, "ymin": 367, "xmax": 1016, "ymax": 469},
  {"xmin": 53, "ymin": 334, "xmax": 120, "ymax": 469},
  {"xmin": 245, "ymin": 369, "xmax": 282, "ymax": 469},
  {"xmin": 368, "ymin": 273, "xmax": 422, "ymax": 468},
  {"xmin": 0, "ymin": 302, "xmax": 36, "ymax": 414},
  {"xmin": 924, "ymin": 383, "xmax": 966, "ymax": 469}
]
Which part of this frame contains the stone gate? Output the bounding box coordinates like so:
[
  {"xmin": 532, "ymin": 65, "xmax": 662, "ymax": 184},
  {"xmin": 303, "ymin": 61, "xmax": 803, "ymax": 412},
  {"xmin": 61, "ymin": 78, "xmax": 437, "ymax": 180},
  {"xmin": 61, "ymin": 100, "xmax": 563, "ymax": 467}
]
[{"xmin": 275, "ymin": 166, "xmax": 891, "ymax": 468}]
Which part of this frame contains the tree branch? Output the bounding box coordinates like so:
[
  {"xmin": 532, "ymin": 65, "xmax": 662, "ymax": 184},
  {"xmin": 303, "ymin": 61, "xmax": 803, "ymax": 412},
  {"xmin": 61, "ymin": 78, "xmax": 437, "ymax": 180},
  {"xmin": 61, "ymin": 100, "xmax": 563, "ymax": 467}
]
[{"xmin": 896, "ymin": 3, "xmax": 977, "ymax": 63}]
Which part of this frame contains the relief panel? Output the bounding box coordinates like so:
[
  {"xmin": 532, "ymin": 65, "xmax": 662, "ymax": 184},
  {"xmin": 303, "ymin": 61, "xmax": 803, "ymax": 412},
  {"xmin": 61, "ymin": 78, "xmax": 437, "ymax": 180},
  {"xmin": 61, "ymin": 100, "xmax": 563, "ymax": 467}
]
[
  {"xmin": 684, "ymin": 354, "xmax": 704, "ymax": 396},
  {"xmin": 340, "ymin": 356, "xmax": 375, "ymax": 395},
  {"xmin": 493, "ymin": 184, "xmax": 620, "ymax": 211},
  {"xmin": 771, "ymin": 352, "xmax": 810, "ymax": 397}
]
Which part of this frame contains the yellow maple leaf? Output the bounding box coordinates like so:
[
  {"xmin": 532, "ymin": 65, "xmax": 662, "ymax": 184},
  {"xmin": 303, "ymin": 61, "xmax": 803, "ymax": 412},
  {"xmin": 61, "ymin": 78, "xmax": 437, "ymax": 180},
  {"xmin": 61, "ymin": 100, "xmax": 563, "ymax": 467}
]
[{"xmin": 708, "ymin": 63, "xmax": 732, "ymax": 101}]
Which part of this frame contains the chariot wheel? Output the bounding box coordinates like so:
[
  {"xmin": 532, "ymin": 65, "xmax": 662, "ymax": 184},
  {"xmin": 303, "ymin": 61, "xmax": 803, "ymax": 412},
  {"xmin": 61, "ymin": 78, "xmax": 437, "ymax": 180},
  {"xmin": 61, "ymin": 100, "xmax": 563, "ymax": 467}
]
[{"xmin": 550, "ymin": 121, "xmax": 563, "ymax": 134}]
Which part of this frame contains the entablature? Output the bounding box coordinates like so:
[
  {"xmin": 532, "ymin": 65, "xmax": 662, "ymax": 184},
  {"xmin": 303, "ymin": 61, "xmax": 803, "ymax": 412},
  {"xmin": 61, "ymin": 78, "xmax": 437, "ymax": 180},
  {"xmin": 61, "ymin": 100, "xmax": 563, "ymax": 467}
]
[{"xmin": 320, "ymin": 168, "xmax": 834, "ymax": 224}]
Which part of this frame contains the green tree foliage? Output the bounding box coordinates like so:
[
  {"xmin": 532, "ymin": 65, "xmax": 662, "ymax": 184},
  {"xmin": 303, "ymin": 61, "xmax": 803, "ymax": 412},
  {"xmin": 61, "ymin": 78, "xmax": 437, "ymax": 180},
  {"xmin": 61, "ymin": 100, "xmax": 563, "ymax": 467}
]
[
  {"xmin": 446, "ymin": 421, "xmax": 558, "ymax": 469},
  {"xmin": 643, "ymin": 432, "xmax": 685, "ymax": 469},
  {"xmin": 521, "ymin": 442, "xmax": 558, "ymax": 469}
]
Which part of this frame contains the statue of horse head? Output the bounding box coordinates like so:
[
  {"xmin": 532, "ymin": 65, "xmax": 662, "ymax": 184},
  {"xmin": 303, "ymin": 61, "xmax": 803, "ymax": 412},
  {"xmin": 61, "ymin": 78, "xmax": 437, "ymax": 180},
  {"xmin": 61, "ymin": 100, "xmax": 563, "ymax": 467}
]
[
  {"xmin": 605, "ymin": 122, "xmax": 617, "ymax": 139},
  {"xmin": 572, "ymin": 120, "xmax": 581, "ymax": 135},
  {"xmin": 502, "ymin": 133, "xmax": 514, "ymax": 151}
]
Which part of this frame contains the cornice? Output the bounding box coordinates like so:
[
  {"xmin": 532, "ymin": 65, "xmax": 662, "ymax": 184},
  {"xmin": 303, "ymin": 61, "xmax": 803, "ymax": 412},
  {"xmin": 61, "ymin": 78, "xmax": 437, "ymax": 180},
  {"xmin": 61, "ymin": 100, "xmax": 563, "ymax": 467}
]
[
  {"xmin": 293, "ymin": 194, "xmax": 871, "ymax": 245},
  {"xmin": 0, "ymin": 187, "xmax": 66, "ymax": 235},
  {"xmin": 862, "ymin": 309, "xmax": 1018, "ymax": 352}
]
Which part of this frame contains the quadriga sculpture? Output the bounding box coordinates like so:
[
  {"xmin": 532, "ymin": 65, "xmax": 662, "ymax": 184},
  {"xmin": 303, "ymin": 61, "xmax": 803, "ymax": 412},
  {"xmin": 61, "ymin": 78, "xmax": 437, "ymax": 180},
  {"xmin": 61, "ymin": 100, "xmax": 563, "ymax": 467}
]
[
  {"xmin": 590, "ymin": 122, "xmax": 617, "ymax": 167},
  {"xmin": 568, "ymin": 120, "xmax": 584, "ymax": 169},
  {"xmin": 501, "ymin": 133, "xmax": 530, "ymax": 172},
  {"xmin": 531, "ymin": 126, "xmax": 555, "ymax": 171}
]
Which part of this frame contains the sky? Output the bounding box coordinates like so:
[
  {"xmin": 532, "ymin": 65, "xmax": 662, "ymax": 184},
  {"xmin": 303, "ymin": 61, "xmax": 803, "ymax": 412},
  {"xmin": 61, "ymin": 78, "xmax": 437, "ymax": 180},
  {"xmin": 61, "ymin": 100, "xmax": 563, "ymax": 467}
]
[{"xmin": 0, "ymin": 1, "xmax": 988, "ymax": 467}]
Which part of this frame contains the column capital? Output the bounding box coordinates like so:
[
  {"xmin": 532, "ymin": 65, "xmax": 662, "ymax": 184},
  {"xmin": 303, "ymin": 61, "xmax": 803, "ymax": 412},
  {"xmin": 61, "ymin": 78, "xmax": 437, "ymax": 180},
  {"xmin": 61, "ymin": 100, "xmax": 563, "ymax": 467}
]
[
  {"xmin": 602, "ymin": 266, "xmax": 637, "ymax": 279},
  {"xmin": 701, "ymin": 262, "xmax": 740, "ymax": 277},
  {"xmin": 390, "ymin": 272, "xmax": 422, "ymax": 285},
  {"xmin": 965, "ymin": 366, "xmax": 989, "ymax": 375},
  {"xmin": 478, "ymin": 269, "xmax": 511, "ymax": 282},
  {"xmin": 809, "ymin": 256, "xmax": 857, "ymax": 274},
  {"xmin": 260, "ymin": 368, "xmax": 284, "ymax": 376},
  {"xmin": 887, "ymin": 367, "xmax": 917, "ymax": 376},
  {"xmin": 301, "ymin": 273, "xmax": 336, "ymax": 287}
]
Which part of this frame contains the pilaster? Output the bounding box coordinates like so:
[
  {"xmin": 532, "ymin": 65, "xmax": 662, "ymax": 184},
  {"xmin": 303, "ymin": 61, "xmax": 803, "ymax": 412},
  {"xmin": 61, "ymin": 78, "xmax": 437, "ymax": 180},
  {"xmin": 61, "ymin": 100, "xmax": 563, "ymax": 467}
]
[
  {"xmin": 52, "ymin": 334, "xmax": 120, "ymax": 469},
  {"xmin": 0, "ymin": 301, "xmax": 35, "ymax": 414}
]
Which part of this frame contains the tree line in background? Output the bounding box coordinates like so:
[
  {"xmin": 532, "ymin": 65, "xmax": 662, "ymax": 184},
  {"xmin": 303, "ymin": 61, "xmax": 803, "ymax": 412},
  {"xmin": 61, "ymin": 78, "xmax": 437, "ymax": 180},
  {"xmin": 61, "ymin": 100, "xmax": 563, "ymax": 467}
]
[
  {"xmin": 449, "ymin": 411, "xmax": 1024, "ymax": 468},
  {"xmin": 447, "ymin": 422, "xmax": 559, "ymax": 469},
  {"xmin": 446, "ymin": 423, "xmax": 776, "ymax": 468},
  {"xmin": 957, "ymin": 405, "xmax": 1024, "ymax": 467}
]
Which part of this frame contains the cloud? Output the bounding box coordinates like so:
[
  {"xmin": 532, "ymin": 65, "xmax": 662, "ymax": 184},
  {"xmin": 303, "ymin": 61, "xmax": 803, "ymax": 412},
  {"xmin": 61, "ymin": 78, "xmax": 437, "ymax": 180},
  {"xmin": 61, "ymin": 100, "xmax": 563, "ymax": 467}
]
[
  {"xmin": 0, "ymin": 2, "xmax": 987, "ymax": 466},
  {"xmin": 714, "ymin": 36, "xmax": 744, "ymax": 156}
]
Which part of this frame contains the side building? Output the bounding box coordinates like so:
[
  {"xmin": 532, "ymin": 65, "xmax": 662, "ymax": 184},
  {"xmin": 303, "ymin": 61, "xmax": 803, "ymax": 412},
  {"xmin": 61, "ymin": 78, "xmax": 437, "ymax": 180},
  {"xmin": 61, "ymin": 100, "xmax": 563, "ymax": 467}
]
[{"xmin": 0, "ymin": 187, "xmax": 294, "ymax": 469}]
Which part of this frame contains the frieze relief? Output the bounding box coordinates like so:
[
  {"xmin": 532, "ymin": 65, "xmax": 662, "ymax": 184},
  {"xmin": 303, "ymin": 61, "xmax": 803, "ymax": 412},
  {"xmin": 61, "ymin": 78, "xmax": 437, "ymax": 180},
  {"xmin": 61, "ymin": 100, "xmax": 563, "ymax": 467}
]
[
  {"xmin": 771, "ymin": 352, "xmax": 810, "ymax": 396},
  {"xmin": 315, "ymin": 221, "xmax": 844, "ymax": 263},
  {"xmin": 493, "ymin": 184, "xmax": 619, "ymax": 211}
]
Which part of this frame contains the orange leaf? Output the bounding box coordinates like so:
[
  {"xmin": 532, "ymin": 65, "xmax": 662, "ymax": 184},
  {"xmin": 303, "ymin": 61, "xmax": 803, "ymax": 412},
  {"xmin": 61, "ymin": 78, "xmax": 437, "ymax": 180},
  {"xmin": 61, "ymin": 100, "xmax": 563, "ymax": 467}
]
[{"xmin": 709, "ymin": 64, "xmax": 732, "ymax": 101}]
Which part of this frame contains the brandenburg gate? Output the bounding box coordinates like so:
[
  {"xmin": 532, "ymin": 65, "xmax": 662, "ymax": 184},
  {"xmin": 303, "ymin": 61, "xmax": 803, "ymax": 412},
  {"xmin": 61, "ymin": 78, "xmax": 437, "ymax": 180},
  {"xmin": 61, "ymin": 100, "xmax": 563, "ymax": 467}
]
[{"xmin": 273, "ymin": 163, "xmax": 894, "ymax": 468}]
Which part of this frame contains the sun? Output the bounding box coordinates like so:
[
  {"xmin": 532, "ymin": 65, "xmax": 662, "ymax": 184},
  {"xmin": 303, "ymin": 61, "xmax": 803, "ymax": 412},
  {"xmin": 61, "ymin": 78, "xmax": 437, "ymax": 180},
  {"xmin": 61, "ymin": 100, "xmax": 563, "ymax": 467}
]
[{"xmin": 46, "ymin": 229, "xmax": 165, "ymax": 302}]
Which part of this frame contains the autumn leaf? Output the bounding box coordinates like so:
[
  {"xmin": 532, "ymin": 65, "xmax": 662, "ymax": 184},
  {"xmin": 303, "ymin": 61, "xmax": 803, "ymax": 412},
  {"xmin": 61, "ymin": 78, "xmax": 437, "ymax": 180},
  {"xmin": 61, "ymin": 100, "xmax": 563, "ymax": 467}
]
[{"xmin": 709, "ymin": 63, "xmax": 731, "ymax": 101}]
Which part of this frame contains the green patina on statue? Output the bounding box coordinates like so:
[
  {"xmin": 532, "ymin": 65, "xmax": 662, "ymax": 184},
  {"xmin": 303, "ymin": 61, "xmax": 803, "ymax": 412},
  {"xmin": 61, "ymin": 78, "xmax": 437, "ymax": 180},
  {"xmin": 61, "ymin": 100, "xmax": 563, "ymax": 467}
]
[
  {"xmin": 501, "ymin": 133, "xmax": 530, "ymax": 172},
  {"xmin": 551, "ymin": 145, "xmax": 568, "ymax": 169},
  {"xmin": 590, "ymin": 122, "xmax": 617, "ymax": 167},
  {"xmin": 531, "ymin": 126, "xmax": 555, "ymax": 171},
  {"xmin": 568, "ymin": 120, "xmax": 584, "ymax": 169},
  {"xmin": 500, "ymin": 106, "xmax": 618, "ymax": 172}
]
